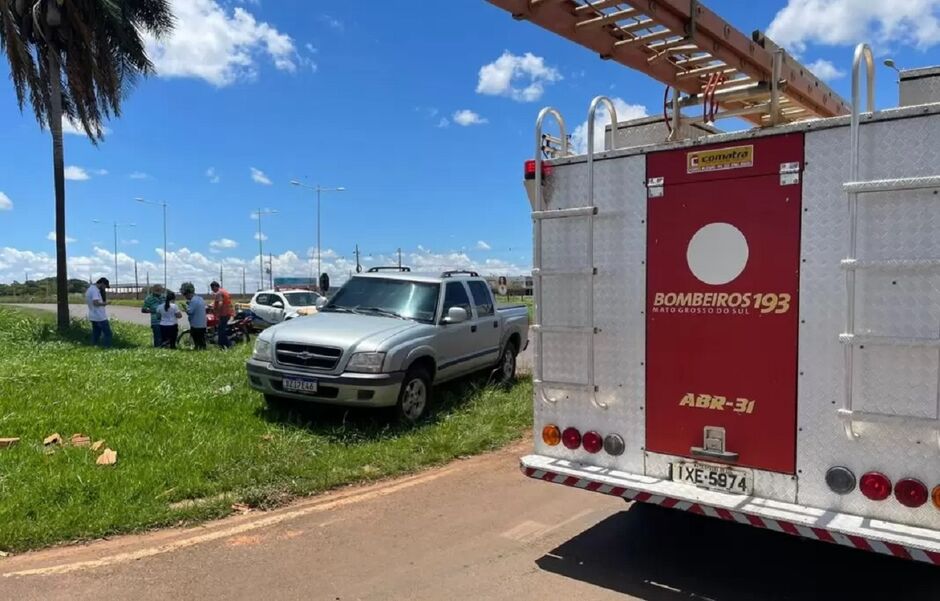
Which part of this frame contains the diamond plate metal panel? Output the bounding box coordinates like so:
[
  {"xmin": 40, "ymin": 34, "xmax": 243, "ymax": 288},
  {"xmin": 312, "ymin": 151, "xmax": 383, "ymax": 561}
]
[
  {"xmin": 900, "ymin": 67, "xmax": 940, "ymax": 107},
  {"xmin": 798, "ymin": 113, "xmax": 940, "ymax": 529},
  {"xmin": 533, "ymin": 155, "xmax": 647, "ymax": 475},
  {"xmin": 645, "ymin": 452, "xmax": 797, "ymax": 503}
]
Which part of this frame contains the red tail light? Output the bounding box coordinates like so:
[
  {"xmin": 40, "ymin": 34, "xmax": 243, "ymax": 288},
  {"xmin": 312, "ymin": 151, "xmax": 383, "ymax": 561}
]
[
  {"xmin": 582, "ymin": 431, "xmax": 603, "ymax": 454},
  {"xmin": 859, "ymin": 472, "xmax": 892, "ymax": 501},
  {"xmin": 895, "ymin": 478, "xmax": 929, "ymax": 508},
  {"xmin": 562, "ymin": 427, "xmax": 581, "ymax": 450},
  {"xmin": 524, "ymin": 159, "xmax": 553, "ymax": 180}
]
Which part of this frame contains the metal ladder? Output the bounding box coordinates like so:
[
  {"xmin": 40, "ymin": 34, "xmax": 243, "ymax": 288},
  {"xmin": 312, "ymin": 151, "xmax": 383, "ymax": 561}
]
[
  {"xmin": 532, "ymin": 97, "xmax": 620, "ymax": 410},
  {"xmin": 839, "ymin": 43, "xmax": 940, "ymax": 448}
]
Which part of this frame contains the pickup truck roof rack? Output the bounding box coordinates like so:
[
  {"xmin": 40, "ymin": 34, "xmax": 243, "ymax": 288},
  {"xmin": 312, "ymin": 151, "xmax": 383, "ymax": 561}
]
[
  {"xmin": 366, "ymin": 266, "xmax": 412, "ymax": 273},
  {"xmin": 440, "ymin": 270, "xmax": 480, "ymax": 278}
]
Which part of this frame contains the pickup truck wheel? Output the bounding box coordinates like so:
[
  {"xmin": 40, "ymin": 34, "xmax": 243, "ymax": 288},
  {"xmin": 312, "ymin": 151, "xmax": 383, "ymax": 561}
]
[
  {"xmin": 497, "ymin": 341, "xmax": 518, "ymax": 384},
  {"xmin": 396, "ymin": 368, "xmax": 431, "ymax": 423}
]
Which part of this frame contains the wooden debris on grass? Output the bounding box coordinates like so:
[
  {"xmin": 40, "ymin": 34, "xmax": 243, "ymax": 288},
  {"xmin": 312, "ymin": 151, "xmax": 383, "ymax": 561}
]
[
  {"xmin": 96, "ymin": 448, "xmax": 118, "ymax": 466},
  {"xmin": 0, "ymin": 438, "xmax": 19, "ymax": 449},
  {"xmin": 70, "ymin": 434, "xmax": 91, "ymax": 447},
  {"xmin": 43, "ymin": 433, "xmax": 62, "ymax": 446},
  {"xmin": 91, "ymin": 440, "xmax": 105, "ymax": 451},
  {"xmin": 231, "ymin": 503, "xmax": 252, "ymax": 514}
]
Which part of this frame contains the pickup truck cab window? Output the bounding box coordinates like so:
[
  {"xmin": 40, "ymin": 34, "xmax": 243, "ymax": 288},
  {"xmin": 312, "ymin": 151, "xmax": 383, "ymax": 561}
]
[
  {"xmin": 442, "ymin": 282, "xmax": 473, "ymax": 320},
  {"xmin": 283, "ymin": 291, "xmax": 319, "ymax": 307},
  {"xmin": 255, "ymin": 293, "xmax": 271, "ymax": 306},
  {"xmin": 325, "ymin": 277, "xmax": 439, "ymax": 323},
  {"xmin": 467, "ymin": 281, "xmax": 495, "ymax": 317}
]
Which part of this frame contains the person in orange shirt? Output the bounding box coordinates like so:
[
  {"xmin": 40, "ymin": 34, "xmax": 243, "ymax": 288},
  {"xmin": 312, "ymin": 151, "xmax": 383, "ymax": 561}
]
[{"xmin": 210, "ymin": 281, "xmax": 235, "ymax": 349}]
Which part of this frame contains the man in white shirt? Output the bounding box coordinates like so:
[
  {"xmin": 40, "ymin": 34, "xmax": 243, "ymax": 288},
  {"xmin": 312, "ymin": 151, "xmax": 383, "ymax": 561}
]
[{"xmin": 86, "ymin": 277, "xmax": 112, "ymax": 348}]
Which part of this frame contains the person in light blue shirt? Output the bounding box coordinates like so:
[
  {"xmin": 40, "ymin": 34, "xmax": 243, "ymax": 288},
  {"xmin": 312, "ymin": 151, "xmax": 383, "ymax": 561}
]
[{"xmin": 181, "ymin": 283, "xmax": 207, "ymax": 350}]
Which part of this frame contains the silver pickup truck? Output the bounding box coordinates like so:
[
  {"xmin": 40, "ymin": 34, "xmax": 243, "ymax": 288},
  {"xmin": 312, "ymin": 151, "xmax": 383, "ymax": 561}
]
[{"xmin": 246, "ymin": 269, "xmax": 529, "ymax": 421}]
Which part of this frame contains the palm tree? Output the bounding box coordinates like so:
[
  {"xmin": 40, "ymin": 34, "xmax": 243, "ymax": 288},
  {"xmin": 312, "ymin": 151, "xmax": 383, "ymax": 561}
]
[{"xmin": 0, "ymin": 0, "xmax": 173, "ymax": 330}]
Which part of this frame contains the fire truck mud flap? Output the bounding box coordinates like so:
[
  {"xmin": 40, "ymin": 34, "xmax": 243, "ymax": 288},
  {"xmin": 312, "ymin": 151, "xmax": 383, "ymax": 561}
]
[{"xmin": 521, "ymin": 454, "xmax": 940, "ymax": 565}]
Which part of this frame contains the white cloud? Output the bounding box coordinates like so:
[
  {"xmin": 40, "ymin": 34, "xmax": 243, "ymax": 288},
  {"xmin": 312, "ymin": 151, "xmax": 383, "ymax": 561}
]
[
  {"xmin": 0, "ymin": 192, "xmax": 12, "ymax": 211},
  {"xmin": 211, "ymin": 238, "xmax": 239, "ymax": 250},
  {"xmin": 570, "ymin": 97, "xmax": 648, "ymax": 155},
  {"xmin": 476, "ymin": 51, "xmax": 561, "ymax": 102},
  {"xmin": 767, "ymin": 0, "xmax": 940, "ymax": 52},
  {"xmin": 250, "ymin": 167, "xmax": 272, "ymax": 185},
  {"xmin": 453, "ymin": 110, "xmax": 488, "ymax": 126},
  {"xmin": 806, "ymin": 58, "xmax": 845, "ymax": 80},
  {"xmin": 93, "ymin": 169, "xmax": 109, "ymax": 176},
  {"xmin": 436, "ymin": 118, "xmax": 450, "ymax": 128},
  {"xmin": 64, "ymin": 166, "xmax": 90, "ymax": 181},
  {"xmin": 125, "ymin": 239, "xmax": 140, "ymax": 246},
  {"xmin": 206, "ymin": 167, "xmax": 221, "ymax": 184},
  {"xmin": 47, "ymin": 231, "xmax": 77, "ymax": 244},
  {"xmin": 476, "ymin": 240, "xmax": 492, "ymax": 251},
  {"xmin": 129, "ymin": 172, "xmax": 150, "ymax": 180},
  {"xmin": 254, "ymin": 232, "xmax": 269, "ymax": 241},
  {"xmin": 60, "ymin": 117, "xmax": 111, "ymax": 136},
  {"xmin": 320, "ymin": 15, "xmax": 344, "ymax": 31},
  {"xmin": 144, "ymin": 0, "xmax": 307, "ymax": 87}
]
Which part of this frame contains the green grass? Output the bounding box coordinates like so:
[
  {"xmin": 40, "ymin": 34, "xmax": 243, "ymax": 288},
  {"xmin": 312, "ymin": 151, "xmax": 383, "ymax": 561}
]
[{"xmin": 0, "ymin": 307, "xmax": 532, "ymax": 552}]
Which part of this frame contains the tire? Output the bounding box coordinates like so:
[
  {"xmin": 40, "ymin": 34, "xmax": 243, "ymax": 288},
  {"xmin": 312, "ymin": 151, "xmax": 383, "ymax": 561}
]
[
  {"xmin": 396, "ymin": 367, "xmax": 432, "ymax": 423},
  {"xmin": 496, "ymin": 340, "xmax": 518, "ymax": 384},
  {"xmin": 264, "ymin": 394, "xmax": 292, "ymax": 411},
  {"xmin": 177, "ymin": 330, "xmax": 194, "ymax": 350}
]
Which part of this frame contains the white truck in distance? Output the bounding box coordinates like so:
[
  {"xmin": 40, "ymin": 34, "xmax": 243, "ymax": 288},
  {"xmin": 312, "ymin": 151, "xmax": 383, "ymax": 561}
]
[{"xmin": 246, "ymin": 269, "xmax": 529, "ymax": 422}]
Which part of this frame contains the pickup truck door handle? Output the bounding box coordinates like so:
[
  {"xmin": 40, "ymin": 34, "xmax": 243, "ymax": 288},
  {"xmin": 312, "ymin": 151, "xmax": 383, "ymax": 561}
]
[{"xmin": 471, "ymin": 325, "xmax": 477, "ymax": 333}]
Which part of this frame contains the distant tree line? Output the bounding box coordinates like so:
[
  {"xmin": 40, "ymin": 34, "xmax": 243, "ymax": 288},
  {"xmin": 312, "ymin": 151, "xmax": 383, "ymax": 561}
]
[{"xmin": 0, "ymin": 277, "xmax": 88, "ymax": 297}]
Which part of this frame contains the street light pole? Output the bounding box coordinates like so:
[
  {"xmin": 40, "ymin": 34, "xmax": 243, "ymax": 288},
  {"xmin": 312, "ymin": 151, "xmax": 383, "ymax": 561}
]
[
  {"xmin": 135, "ymin": 198, "xmax": 169, "ymax": 288},
  {"xmin": 252, "ymin": 208, "xmax": 278, "ymax": 290},
  {"xmin": 93, "ymin": 219, "xmax": 135, "ymax": 290},
  {"xmin": 290, "ymin": 181, "xmax": 345, "ymax": 285}
]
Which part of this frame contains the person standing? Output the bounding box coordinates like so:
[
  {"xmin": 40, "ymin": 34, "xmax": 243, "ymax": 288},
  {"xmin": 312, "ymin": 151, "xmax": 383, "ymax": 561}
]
[
  {"xmin": 141, "ymin": 284, "xmax": 165, "ymax": 348},
  {"xmin": 157, "ymin": 291, "xmax": 183, "ymax": 349},
  {"xmin": 180, "ymin": 283, "xmax": 207, "ymax": 350},
  {"xmin": 86, "ymin": 277, "xmax": 112, "ymax": 348},
  {"xmin": 210, "ymin": 281, "xmax": 234, "ymax": 349}
]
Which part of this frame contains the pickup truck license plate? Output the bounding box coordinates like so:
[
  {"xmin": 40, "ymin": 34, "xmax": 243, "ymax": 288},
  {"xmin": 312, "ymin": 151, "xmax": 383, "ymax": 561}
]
[
  {"xmin": 283, "ymin": 377, "xmax": 318, "ymax": 394},
  {"xmin": 671, "ymin": 461, "xmax": 752, "ymax": 495}
]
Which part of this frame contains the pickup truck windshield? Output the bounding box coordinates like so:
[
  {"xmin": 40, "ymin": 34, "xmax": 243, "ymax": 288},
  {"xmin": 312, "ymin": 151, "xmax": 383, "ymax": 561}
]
[
  {"xmin": 325, "ymin": 278, "xmax": 440, "ymax": 323},
  {"xmin": 284, "ymin": 292, "xmax": 319, "ymax": 307}
]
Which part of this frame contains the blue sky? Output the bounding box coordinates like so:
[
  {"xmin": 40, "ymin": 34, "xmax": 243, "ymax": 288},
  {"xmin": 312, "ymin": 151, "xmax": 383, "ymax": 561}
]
[{"xmin": 1, "ymin": 0, "xmax": 939, "ymax": 290}]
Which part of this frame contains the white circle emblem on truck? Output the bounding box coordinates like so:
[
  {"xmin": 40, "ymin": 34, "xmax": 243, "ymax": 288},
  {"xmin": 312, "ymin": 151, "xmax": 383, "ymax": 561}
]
[{"xmin": 686, "ymin": 222, "xmax": 749, "ymax": 285}]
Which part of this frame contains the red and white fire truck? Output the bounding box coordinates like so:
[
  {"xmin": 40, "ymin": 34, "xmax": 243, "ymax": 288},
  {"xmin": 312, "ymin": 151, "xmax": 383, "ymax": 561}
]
[{"xmin": 489, "ymin": 0, "xmax": 940, "ymax": 565}]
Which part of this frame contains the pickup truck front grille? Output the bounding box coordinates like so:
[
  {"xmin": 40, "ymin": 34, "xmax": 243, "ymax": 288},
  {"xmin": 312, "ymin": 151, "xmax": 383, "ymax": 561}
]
[{"xmin": 275, "ymin": 342, "xmax": 342, "ymax": 370}]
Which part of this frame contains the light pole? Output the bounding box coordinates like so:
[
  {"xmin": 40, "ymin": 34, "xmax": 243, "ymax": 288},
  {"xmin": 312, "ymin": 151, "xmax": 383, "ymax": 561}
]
[
  {"xmin": 290, "ymin": 181, "xmax": 346, "ymax": 282},
  {"xmin": 135, "ymin": 198, "xmax": 168, "ymax": 288},
  {"xmin": 93, "ymin": 219, "xmax": 135, "ymax": 289},
  {"xmin": 252, "ymin": 208, "xmax": 278, "ymax": 290}
]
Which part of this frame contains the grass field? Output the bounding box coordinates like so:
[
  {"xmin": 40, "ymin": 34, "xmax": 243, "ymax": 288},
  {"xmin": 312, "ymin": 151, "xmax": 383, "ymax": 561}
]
[{"xmin": 0, "ymin": 307, "xmax": 532, "ymax": 552}]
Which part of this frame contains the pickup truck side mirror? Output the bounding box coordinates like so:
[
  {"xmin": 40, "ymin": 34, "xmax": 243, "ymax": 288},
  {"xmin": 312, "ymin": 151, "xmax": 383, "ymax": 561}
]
[
  {"xmin": 272, "ymin": 301, "xmax": 284, "ymax": 309},
  {"xmin": 315, "ymin": 297, "xmax": 328, "ymax": 309},
  {"xmin": 442, "ymin": 306, "xmax": 469, "ymax": 324}
]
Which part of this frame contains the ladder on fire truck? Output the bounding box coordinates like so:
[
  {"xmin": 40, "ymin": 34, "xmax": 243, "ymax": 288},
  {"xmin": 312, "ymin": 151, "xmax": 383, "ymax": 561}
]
[
  {"xmin": 486, "ymin": 0, "xmax": 849, "ymax": 127},
  {"xmin": 839, "ymin": 44, "xmax": 940, "ymax": 447}
]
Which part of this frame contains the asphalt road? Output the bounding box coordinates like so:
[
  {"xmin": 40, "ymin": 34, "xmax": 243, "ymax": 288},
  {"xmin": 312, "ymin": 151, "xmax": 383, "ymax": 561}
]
[
  {"xmin": 13, "ymin": 303, "xmax": 534, "ymax": 372},
  {"xmin": 1, "ymin": 441, "xmax": 938, "ymax": 601}
]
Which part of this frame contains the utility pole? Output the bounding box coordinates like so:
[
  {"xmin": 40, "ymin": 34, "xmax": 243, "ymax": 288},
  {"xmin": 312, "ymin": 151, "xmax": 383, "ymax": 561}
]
[
  {"xmin": 242, "ymin": 266, "xmax": 246, "ymax": 295},
  {"xmin": 146, "ymin": 271, "xmax": 150, "ymax": 290},
  {"xmin": 355, "ymin": 244, "xmax": 362, "ymax": 273},
  {"xmin": 397, "ymin": 248, "xmax": 402, "ymax": 270},
  {"xmin": 269, "ymin": 253, "xmax": 274, "ymax": 289},
  {"xmin": 219, "ymin": 264, "xmax": 223, "ymax": 288},
  {"xmin": 134, "ymin": 261, "xmax": 139, "ymax": 300}
]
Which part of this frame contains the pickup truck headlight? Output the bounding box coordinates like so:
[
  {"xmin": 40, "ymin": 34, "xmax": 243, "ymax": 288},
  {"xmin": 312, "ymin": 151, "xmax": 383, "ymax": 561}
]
[
  {"xmin": 346, "ymin": 352, "xmax": 386, "ymax": 373},
  {"xmin": 252, "ymin": 338, "xmax": 273, "ymax": 362}
]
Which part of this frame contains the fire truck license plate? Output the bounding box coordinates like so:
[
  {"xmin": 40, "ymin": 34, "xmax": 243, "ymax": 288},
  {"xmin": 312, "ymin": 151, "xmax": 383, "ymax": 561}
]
[
  {"xmin": 283, "ymin": 377, "xmax": 318, "ymax": 394},
  {"xmin": 671, "ymin": 461, "xmax": 752, "ymax": 495}
]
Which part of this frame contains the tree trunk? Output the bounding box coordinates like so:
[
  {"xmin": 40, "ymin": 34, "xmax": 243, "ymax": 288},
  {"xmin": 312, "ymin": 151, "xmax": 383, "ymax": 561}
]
[{"xmin": 48, "ymin": 47, "xmax": 69, "ymax": 331}]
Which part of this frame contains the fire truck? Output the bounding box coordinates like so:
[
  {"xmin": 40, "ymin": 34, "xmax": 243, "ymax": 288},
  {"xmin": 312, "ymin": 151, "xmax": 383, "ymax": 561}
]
[{"xmin": 488, "ymin": 0, "xmax": 940, "ymax": 564}]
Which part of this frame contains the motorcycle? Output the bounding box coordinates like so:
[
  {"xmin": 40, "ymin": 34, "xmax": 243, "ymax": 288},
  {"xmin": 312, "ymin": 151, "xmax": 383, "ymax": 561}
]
[{"xmin": 177, "ymin": 307, "xmax": 253, "ymax": 349}]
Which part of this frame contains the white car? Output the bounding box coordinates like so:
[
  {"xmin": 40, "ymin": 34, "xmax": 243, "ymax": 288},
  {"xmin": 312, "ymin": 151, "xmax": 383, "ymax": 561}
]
[{"xmin": 249, "ymin": 289, "xmax": 321, "ymax": 329}]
